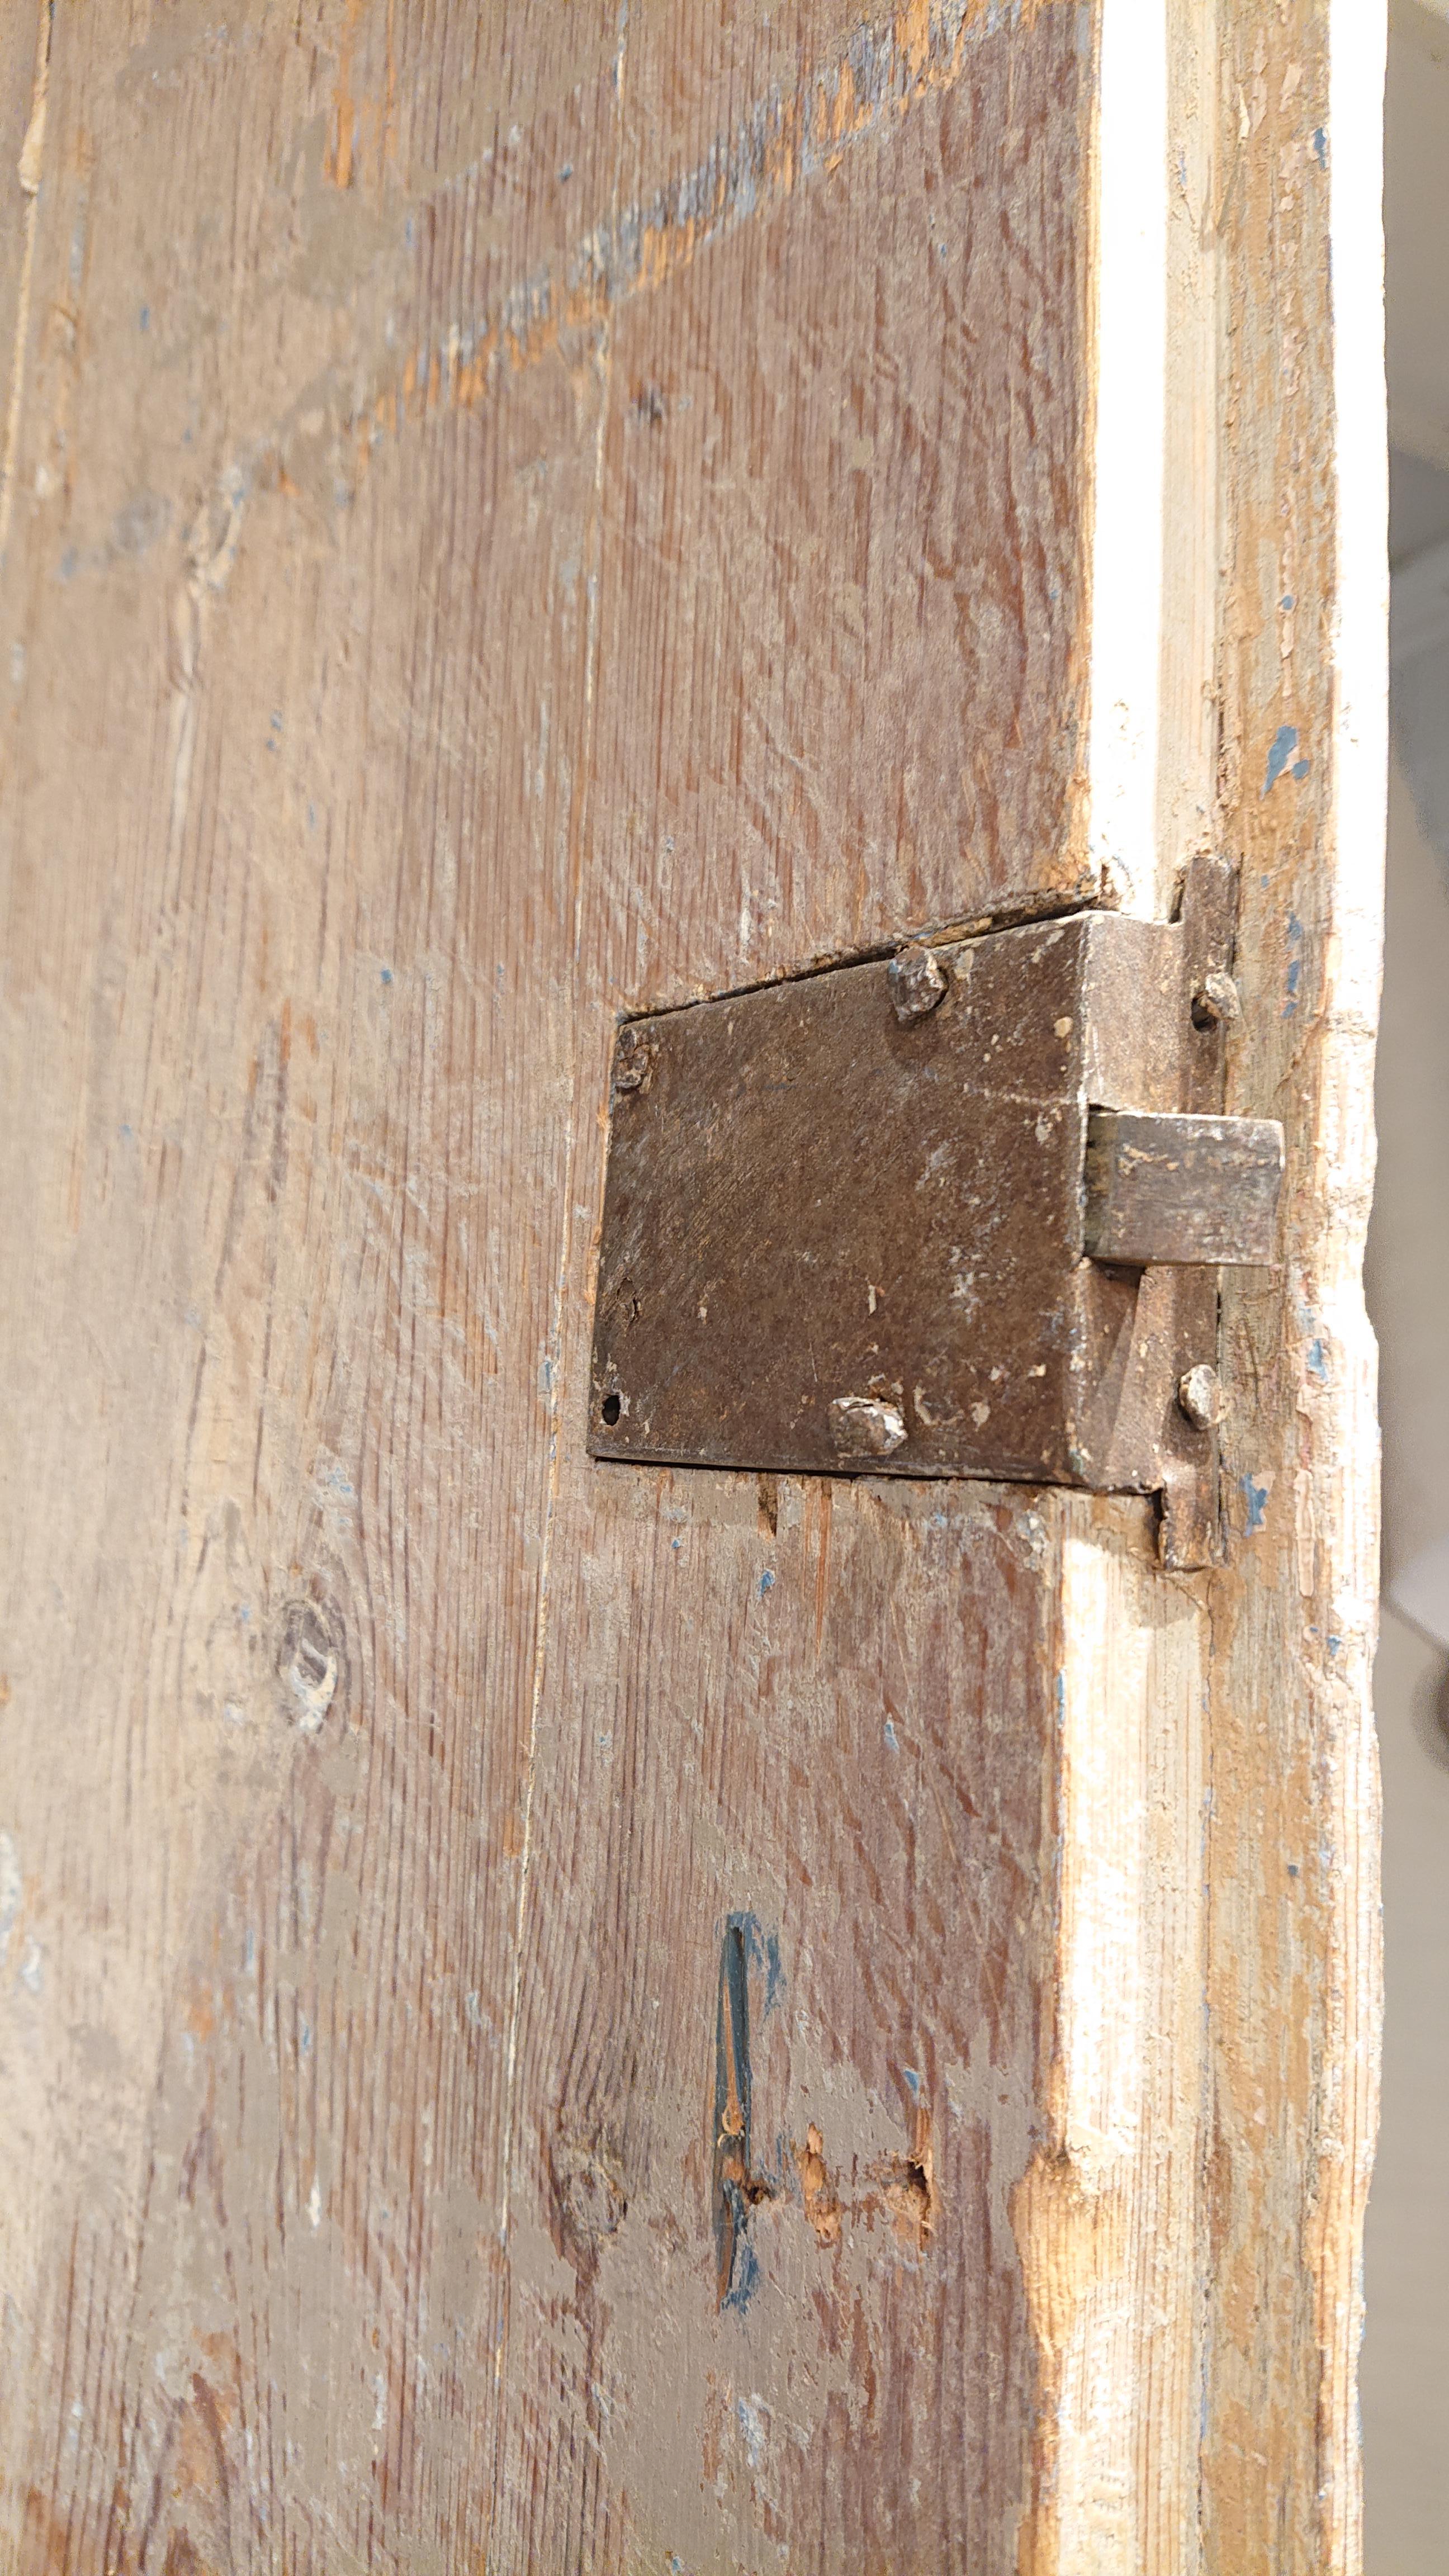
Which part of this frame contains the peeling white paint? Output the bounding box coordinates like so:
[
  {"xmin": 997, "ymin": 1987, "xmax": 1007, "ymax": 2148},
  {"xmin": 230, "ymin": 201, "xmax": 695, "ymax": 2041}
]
[{"xmin": 1086, "ymin": 0, "xmax": 1169, "ymax": 913}]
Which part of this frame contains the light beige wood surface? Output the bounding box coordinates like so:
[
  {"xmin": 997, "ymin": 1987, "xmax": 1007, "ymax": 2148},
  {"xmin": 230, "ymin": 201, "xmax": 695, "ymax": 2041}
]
[{"xmin": 0, "ymin": 3, "xmax": 1382, "ymax": 2570}]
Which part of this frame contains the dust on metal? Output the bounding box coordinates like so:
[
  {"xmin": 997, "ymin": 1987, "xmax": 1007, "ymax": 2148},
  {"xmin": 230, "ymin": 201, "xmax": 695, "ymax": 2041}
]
[{"xmin": 1083, "ymin": 1109, "xmax": 1284, "ymax": 1267}]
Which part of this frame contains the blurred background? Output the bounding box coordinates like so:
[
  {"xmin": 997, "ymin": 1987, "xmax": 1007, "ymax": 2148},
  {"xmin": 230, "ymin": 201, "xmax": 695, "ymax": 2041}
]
[{"xmin": 1361, "ymin": 3, "xmax": 1449, "ymax": 2563}]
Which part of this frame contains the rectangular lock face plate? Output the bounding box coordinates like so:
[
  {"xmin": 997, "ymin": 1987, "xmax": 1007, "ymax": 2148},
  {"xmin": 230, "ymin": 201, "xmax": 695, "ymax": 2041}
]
[{"xmin": 589, "ymin": 861, "xmax": 1272, "ymax": 1565}]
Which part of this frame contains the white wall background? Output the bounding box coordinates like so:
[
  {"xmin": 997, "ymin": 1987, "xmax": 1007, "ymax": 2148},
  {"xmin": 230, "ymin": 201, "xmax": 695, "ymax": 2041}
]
[{"xmin": 1360, "ymin": 7, "xmax": 1449, "ymax": 2564}]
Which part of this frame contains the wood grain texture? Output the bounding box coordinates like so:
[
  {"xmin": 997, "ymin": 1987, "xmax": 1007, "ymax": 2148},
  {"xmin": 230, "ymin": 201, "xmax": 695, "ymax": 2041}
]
[
  {"xmin": 1199, "ymin": 2, "xmax": 1386, "ymax": 2569},
  {"xmin": 0, "ymin": 0, "xmax": 1384, "ymax": 2569},
  {"xmin": 493, "ymin": 1464, "xmax": 1063, "ymax": 2572},
  {"xmin": 0, "ymin": 4, "xmax": 1109, "ymax": 2569}
]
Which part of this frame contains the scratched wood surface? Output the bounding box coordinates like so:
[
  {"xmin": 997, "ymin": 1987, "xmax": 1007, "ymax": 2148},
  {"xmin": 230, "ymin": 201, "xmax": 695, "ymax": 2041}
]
[
  {"xmin": 0, "ymin": 3, "xmax": 1104, "ymax": 2570},
  {"xmin": 1199, "ymin": 4, "xmax": 1385, "ymax": 2569},
  {"xmin": 0, "ymin": 0, "xmax": 1383, "ymax": 2571}
]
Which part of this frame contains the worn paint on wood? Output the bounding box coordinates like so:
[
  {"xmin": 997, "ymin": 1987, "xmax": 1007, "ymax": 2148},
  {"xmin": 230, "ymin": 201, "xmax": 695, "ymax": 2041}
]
[
  {"xmin": 0, "ymin": 3, "xmax": 1102, "ymax": 2565},
  {"xmin": 1200, "ymin": 2, "xmax": 1386, "ymax": 2568}
]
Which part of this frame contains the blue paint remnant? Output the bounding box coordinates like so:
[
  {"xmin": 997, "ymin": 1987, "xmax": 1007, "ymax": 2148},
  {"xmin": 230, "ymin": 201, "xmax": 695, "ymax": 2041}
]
[
  {"xmin": 757, "ymin": 1569, "xmax": 775, "ymax": 1597},
  {"xmin": 1263, "ymin": 724, "xmax": 1300, "ymax": 794},
  {"xmin": 1313, "ymin": 126, "xmax": 1327, "ymax": 169},
  {"xmin": 1288, "ymin": 1862, "xmax": 1300, "ymax": 1878},
  {"xmin": 539, "ymin": 1354, "xmax": 556, "ymax": 1396},
  {"xmin": 735, "ymin": 2394, "xmax": 768, "ymax": 2466},
  {"xmin": 1284, "ymin": 911, "xmax": 1306, "ymax": 1018},
  {"xmin": 1306, "ymin": 1338, "xmax": 1327, "ymax": 1382},
  {"xmin": 728, "ymin": 1910, "xmax": 786, "ymax": 2015},
  {"xmin": 1243, "ymin": 1474, "xmax": 1270, "ymax": 1535},
  {"xmin": 558, "ymin": 160, "xmax": 574, "ymax": 182},
  {"xmin": 1281, "ymin": 594, "xmax": 1295, "ymax": 613},
  {"xmin": 139, "ymin": 305, "xmax": 150, "ymax": 332},
  {"xmin": 903, "ymin": 2066, "xmax": 922, "ymax": 2100},
  {"xmin": 380, "ymin": 965, "xmax": 394, "ymax": 984},
  {"xmin": 1328, "ymin": 1635, "xmax": 1343, "ymax": 1657},
  {"xmin": 1055, "ymin": 1671, "xmax": 1066, "ymax": 1718},
  {"xmin": 723, "ymin": 2241, "xmax": 761, "ymax": 2315},
  {"xmin": 883, "ymin": 1717, "xmax": 899, "ymax": 1751},
  {"xmin": 119, "ymin": 1121, "xmax": 135, "ymax": 1142},
  {"xmin": 672, "ymin": 1536, "xmax": 682, "ymax": 1552},
  {"xmin": 1291, "ymin": 756, "xmax": 1310, "ymax": 782},
  {"xmin": 58, "ymin": 547, "xmax": 77, "ymax": 582}
]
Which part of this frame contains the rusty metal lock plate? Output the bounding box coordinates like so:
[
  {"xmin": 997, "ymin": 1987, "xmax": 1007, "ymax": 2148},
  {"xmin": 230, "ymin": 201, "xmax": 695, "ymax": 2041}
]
[{"xmin": 589, "ymin": 860, "xmax": 1282, "ymax": 1567}]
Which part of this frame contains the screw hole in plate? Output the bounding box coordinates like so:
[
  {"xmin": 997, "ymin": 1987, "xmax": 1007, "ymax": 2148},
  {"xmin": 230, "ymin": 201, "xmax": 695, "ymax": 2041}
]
[{"xmin": 601, "ymin": 1392, "xmax": 622, "ymax": 1426}]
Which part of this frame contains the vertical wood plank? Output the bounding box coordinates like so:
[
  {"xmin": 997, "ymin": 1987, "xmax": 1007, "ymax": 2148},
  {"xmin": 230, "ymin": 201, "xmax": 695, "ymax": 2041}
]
[
  {"xmin": 494, "ymin": 1464, "xmax": 1062, "ymax": 2571},
  {"xmin": 0, "ymin": 4, "xmax": 1113, "ymax": 2566},
  {"xmin": 1203, "ymin": 2, "xmax": 1385, "ymax": 2568}
]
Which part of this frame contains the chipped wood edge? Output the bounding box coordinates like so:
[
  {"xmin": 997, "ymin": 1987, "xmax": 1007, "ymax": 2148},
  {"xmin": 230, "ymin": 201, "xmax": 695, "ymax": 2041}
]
[
  {"xmin": 1012, "ymin": 1502, "xmax": 1209, "ymax": 2575},
  {"xmin": 1206, "ymin": 0, "xmax": 1385, "ymax": 2566},
  {"xmin": 1085, "ymin": 0, "xmax": 1172, "ymax": 918},
  {"xmin": 1298, "ymin": 0, "xmax": 1387, "ymax": 2557},
  {"xmin": 1023, "ymin": 0, "xmax": 1387, "ymax": 2565}
]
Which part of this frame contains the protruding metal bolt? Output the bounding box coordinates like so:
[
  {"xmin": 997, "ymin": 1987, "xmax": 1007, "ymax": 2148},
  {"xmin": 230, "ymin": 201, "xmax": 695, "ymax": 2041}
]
[
  {"xmin": 1177, "ymin": 1363, "xmax": 1225, "ymax": 1431},
  {"xmin": 1191, "ymin": 970, "xmax": 1241, "ymax": 1030},
  {"xmin": 888, "ymin": 944, "xmax": 947, "ymax": 1023},
  {"xmin": 828, "ymin": 1395, "xmax": 907, "ymax": 1457}
]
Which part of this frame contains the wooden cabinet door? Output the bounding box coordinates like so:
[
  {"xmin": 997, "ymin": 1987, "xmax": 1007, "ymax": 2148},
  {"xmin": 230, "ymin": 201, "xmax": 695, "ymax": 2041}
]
[{"xmin": 0, "ymin": 3, "xmax": 1384, "ymax": 2569}]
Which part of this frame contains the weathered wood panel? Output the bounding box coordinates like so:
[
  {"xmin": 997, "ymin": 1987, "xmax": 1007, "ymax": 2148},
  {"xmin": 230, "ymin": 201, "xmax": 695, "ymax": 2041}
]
[
  {"xmin": 495, "ymin": 1466, "xmax": 1058, "ymax": 2571},
  {"xmin": 591, "ymin": 0, "xmax": 1098, "ymax": 1008},
  {"xmin": 493, "ymin": 1462, "xmax": 1209, "ymax": 2571},
  {"xmin": 0, "ymin": 3, "xmax": 1109, "ymax": 2569},
  {"xmin": 1200, "ymin": 2, "xmax": 1386, "ymax": 2568},
  {"xmin": 0, "ymin": 0, "xmax": 1384, "ymax": 2570}
]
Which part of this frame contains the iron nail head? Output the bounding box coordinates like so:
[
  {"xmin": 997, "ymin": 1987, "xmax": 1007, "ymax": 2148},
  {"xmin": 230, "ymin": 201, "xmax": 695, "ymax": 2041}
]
[
  {"xmin": 1177, "ymin": 1363, "xmax": 1225, "ymax": 1431},
  {"xmin": 829, "ymin": 1395, "xmax": 907, "ymax": 1457},
  {"xmin": 888, "ymin": 944, "xmax": 948, "ymax": 1024},
  {"xmin": 1191, "ymin": 970, "xmax": 1241, "ymax": 1030}
]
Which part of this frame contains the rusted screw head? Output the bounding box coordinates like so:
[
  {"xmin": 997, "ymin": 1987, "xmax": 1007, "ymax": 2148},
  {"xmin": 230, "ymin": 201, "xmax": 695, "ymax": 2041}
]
[
  {"xmin": 888, "ymin": 944, "xmax": 947, "ymax": 1024},
  {"xmin": 612, "ymin": 1024, "xmax": 654, "ymax": 1095},
  {"xmin": 1177, "ymin": 1363, "xmax": 1225, "ymax": 1431},
  {"xmin": 829, "ymin": 1395, "xmax": 907, "ymax": 1457},
  {"xmin": 1191, "ymin": 970, "xmax": 1241, "ymax": 1031}
]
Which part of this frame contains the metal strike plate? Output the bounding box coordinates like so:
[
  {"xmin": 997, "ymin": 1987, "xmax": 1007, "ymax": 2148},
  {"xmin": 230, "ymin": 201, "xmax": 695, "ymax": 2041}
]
[{"xmin": 589, "ymin": 858, "xmax": 1283, "ymax": 1567}]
